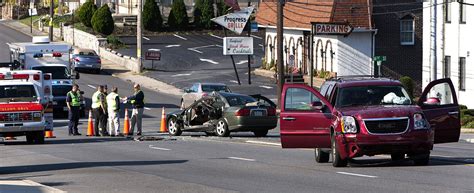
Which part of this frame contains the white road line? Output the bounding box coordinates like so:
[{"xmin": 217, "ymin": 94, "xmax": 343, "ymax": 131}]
[
  {"xmin": 188, "ymin": 48, "xmax": 203, "ymax": 54},
  {"xmin": 432, "ymin": 154, "xmax": 456, "ymax": 158},
  {"xmin": 190, "ymin": 45, "xmax": 215, "ymax": 49},
  {"xmin": 209, "ymin": 34, "xmax": 223, "ymax": 39},
  {"xmin": 228, "ymin": 157, "xmax": 256, "ymax": 162},
  {"xmin": 173, "ymin": 34, "xmax": 187, "ymax": 40},
  {"xmin": 199, "ymin": 58, "xmax": 219, "ymax": 64},
  {"xmin": 229, "ymin": 80, "xmax": 239, "ymax": 83},
  {"xmin": 166, "ymin": 44, "xmax": 181, "ymax": 48},
  {"xmin": 259, "ymin": 85, "xmax": 273, "ymax": 89},
  {"xmin": 148, "ymin": 48, "xmax": 160, "ymax": 51},
  {"xmin": 215, "ymin": 44, "xmax": 223, "ymax": 48},
  {"xmin": 87, "ymin": 84, "xmax": 96, "ymax": 89},
  {"xmin": 172, "ymin": 73, "xmax": 191, "ymax": 77},
  {"xmin": 143, "ymin": 37, "xmax": 150, "ymax": 40},
  {"xmin": 149, "ymin": 145, "xmax": 171, "ymax": 151},
  {"xmin": 251, "ymin": 35, "xmax": 263, "ymax": 39},
  {"xmin": 259, "ymin": 44, "xmax": 263, "ymax": 47},
  {"xmin": 236, "ymin": 60, "xmax": 247, "ymax": 65},
  {"xmin": 245, "ymin": 140, "xmax": 281, "ymax": 146},
  {"xmin": 336, "ymin": 172, "xmax": 377, "ymax": 178},
  {"xmin": 144, "ymin": 107, "xmax": 151, "ymax": 110}
]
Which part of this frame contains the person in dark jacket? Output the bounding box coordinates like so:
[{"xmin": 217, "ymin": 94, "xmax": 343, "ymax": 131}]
[{"xmin": 122, "ymin": 84, "xmax": 144, "ymax": 136}]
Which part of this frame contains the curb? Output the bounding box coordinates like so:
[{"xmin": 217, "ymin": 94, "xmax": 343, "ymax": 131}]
[{"xmin": 0, "ymin": 180, "xmax": 66, "ymax": 193}]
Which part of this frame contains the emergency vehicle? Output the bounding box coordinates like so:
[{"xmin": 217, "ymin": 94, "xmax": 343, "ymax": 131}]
[
  {"xmin": 0, "ymin": 69, "xmax": 53, "ymax": 144},
  {"xmin": 7, "ymin": 36, "xmax": 82, "ymax": 117}
]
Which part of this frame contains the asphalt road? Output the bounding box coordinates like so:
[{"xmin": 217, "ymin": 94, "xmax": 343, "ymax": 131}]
[
  {"xmin": 1, "ymin": 22, "xmax": 474, "ymax": 193},
  {"xmin": 117, "ymin": 33, "xmax": 280, "ymax": 100}
]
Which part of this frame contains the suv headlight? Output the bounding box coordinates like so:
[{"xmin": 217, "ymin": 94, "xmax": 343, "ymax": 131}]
[
  {"xmin": 342, "ymin": 116, "xmax": 358, "ymax": 133},
  {"xmin": 414, "ymin": 113, "xmax": 429, "ymax": 130}
]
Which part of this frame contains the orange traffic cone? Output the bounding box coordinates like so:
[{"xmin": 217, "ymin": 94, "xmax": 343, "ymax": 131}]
[
  {"xmin": 45, "ymin": 130, "xmax": 56, "ymax": 138},
  {"xmin": 159, "ymin": 107, "xmax": 168, "ymax": 133},
  {"xmin": 123, "ymin": 108, "xmax": 130, "ymax": 136},
  {"xmin": 86, "ymin": 110, "xmax": 95, "ymax": 136}
]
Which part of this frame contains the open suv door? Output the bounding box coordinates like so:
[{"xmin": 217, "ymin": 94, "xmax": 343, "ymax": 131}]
[
  {"xmin": 418, "ymin": 78, "xmax": 461, "ymax": 144},
  {"xmin": 280, "ymin": 84, "xmax": 334, "ymax": 148}
]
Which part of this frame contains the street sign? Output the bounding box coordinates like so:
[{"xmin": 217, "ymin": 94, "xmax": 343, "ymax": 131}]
[
  {"xmin": 28, "ymin": 8, "xmax": 37, "ymax": 16},
  {"xmin": 374, "ymin": 56, "xmax": 386, "ymax": 62},
  {"xmin": 289, "ymin": 55, "xmax": 295, "ymax": 67},
  {"xmin": 312, "ymin": 22, "xmax": 353, "ymax": 36},
  {"xmin": 251, "ymin": 21, "xmax": 258, "ymax": 33},
  {"xmin": 211, "ymin": 6, "xmax": 254, "ymax": 35},
  {"xmin": 223, "ymin": 37, "xmax": 253, "ymax": 55},
  {"xmin": 145, "ymin": 51, "xmax": 161, "ymax": 60}
]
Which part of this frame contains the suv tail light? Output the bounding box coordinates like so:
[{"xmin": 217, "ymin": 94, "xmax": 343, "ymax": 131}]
[
  {"xmin": 235, "ymin": 108, "xmax": 250, "ymax": 116},
  {"xmin": 267, "ymin": 107, "xmax": 276, "ymax": 116},
  {"xmin": 33, "ymin": 74, "xmax": 40, "ymax": 80},
  {"xmin": 43, "ymin": 74, "xmax": 51, "ymax": 80}
]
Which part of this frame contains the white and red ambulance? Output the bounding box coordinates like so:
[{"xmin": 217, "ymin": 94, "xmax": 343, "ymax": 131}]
[{"xmin": 0, "ymin": 69, "xmax": 53, "ymax": 144}]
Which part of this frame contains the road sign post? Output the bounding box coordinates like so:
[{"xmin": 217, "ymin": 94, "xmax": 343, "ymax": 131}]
[
  {"xmin": 145, "ymin": 49, "xmax": 161, "ymax": 69},
  {"xmin": 373, "ymin": 56, "xmax": 386, "ymax": 77}
]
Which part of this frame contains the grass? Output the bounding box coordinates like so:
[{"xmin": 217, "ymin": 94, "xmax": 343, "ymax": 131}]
[{"xmin": 19, "ymin": 15, "xmax": 42, "ymax": 27}]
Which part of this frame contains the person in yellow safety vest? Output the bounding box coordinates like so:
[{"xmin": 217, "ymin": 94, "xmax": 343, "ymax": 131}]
[
  {"xmin": 106, "ymin": 87, "xmax": 121, "ymax": 136},
  {"xmin": 92, "ymin": 85, "xmax": 108, "ymax": 136},
  {"xmin": 66, "ymin": 84, "xmax": 83, "ymax": 136},
  {"xmin": 122, "ymin": 84, "xmax": 145, "ymax": 136}
]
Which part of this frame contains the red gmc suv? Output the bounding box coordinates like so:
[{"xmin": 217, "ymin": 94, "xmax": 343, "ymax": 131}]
[{"xmin": 280, "ymin": 77, "xmax": 461, "ymax": 167}]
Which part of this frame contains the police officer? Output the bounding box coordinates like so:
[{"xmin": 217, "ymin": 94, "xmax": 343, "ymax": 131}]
[
  {"xmin": 92, "ymin": 85, "xmax": 107, "ymax": 136},
  {"xmin": 106, "ymin": 87, "xmax": 121, "ymax": 136},
  {"xmin": 122, "ymin": 84, "xmax": 144, "ymax": 136},
  {"xmin": 66, "ymin": 84, "xmax": 83, "ymax": 136}
]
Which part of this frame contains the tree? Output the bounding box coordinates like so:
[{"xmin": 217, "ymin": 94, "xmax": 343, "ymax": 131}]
[
  {"xmin": 77, "ymin": 0, "xmax": 97, "ymax": 27},
  {"xmin": 143, "ymin": 0, "xmax": 163, "ymax": 31},
  {"xmin": 168, "ymin": 0, "xmax": 189, "ymax": 30},
  {"xmin": 194, "ymin": 0, "xmax": 214, "ymax": 29},
  {"xmin": 216, "ymin": 0, "xmax": 230, "ymax": 16},
  {"xmin": 91, "ymin": 4, "xmax": 114, "ymax": 35}
]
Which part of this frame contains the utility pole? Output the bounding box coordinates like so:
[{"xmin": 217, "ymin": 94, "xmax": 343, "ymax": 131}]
[
  {"xmin": 276, "ymin": 0, "xmax": 284, "ymax": 108},
  {"xmin": 137, "ymin": 0, "xmax": 143, "ymax": 73},
  {"xmin": 247, "ymin": 0, "xmax": 251, "ymax": 85},
  {"xmin": 49, "ymin": 0, "xmax": 54, "ymax": 41},
  {"xmin": 430, "ymin": 0, "xmax": 437, "ymax": 81}
]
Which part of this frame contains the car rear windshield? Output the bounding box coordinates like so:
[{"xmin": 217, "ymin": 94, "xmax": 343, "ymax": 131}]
[
  {"xmin": 336, "ymin": 85, "xmax": 412, "ymax": 107},
  {"xmin": 32, "ymin": 66, "xmax": 69, "ymax": 80},
  {"xmin": 202, "ymin": 85, "xmax": 230, "ymax": 92},
  {"xmin": 77, "ymin": 51, "xmax": 97, "ymax": 56},
  {"xmin": 225, "ymin": 95, "xmax": 256, "ymax": 106},
  {"xmin": 0, "ymin": 85, "xmax": 38, "ymax": 102},
  {"xmin": 53, "ymin": 85, "xmax": 72, "ymax": 96}
]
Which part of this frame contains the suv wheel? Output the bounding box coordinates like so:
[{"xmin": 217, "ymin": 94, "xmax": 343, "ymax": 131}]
[
  {"xmin": 215, "ymin": 119, "xmax": 230, "ymax": 137},
  {"xmin": 315, "ymin": 148, "xmax": 330, "ymax": 163},
  {"xmin": 27, "ymin": 131, "xmax": 45, "ymax": 144},
  {"xmin": 411, "ymin": 152, "xmax": 430, "ymax": 166},
  {"xmin": 167, "ymin": 117, "xmax": 182, "ymax": 136},
  {"xmin": 252, "ymin": 130, "xmax": 268, "ymax": 137},
  {"xmin": 331, "ymin": 134, "xmax": 347, "ymax": 167}
]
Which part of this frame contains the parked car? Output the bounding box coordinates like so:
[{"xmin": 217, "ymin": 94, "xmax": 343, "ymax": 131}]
[
  {"xmin": 181, "ymin": 83, "xmax": 231, "ymax": 109},
  {"xmin": 280, "ymin": 76, "xmax": 460, "ymax": 167},
  {"xmin": 71, "ymin": 49, "xmax": 101, "ymax": 74},
  {"xmin": 168, "ymin": 92, "xmax": 277, "ymax": 137}
]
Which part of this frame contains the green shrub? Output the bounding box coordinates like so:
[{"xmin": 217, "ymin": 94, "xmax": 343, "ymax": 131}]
[
  {"xmin": 143, "ymin": 0, "xmax": 163, "ymax": 31},
  {"xmin": 464, "ymin": 121, "xmax": 474, "ymax": 128},
  {"xmin": 168, "ymin": 0, "xmax": 188, "ymax": 30},
  {"xmin": 77, "ymin": 0, "xmax": 97, "ymax": 27},
  {"xmin": 106, "ymin": 35, "xmax": 124, "ymax": 49},
  {"xmin": 54, "ymin": 6, "xmax": 69, "ymax": 15},
  {"xmin": 460, "ymin": 104, "xmax": 468, "ymax": 110},
  {"xmin": 461, "ymin": 109, "xmax": 474, "ymax": 117},
  {"xmin": 91, "ymin": 4, "xmax": 114, "ymax": 35},
  {"xmin": 194, "ymin": 0, "xmax": 214, "ymax": 29},
  {"xmin": 266, "ymin": 59, "xmax": 275, "ymax": 70},
  {"xmin": 400, "ymin": 76, "xmax": 414, "ymax": 99},
  {"xmin": 261, "ymin": 58, "xmax": 267, "ymax": 69}
]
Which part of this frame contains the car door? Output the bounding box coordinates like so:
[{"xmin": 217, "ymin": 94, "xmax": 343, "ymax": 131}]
[
  {"xmin": 418, "ymin": 78, "xmax": 460, "ymax": 144},
  {"xmin": 183, "ymin": 84, "xmax": 198, "ymax": 107},
  {"xmin": 280, "ymin": 84, "xmax": 334, "ymax": 148}
]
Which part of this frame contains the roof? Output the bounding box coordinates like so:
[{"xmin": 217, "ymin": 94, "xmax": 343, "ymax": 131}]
[
  {"xmin": 199, "ymin": 83, "xmax": 228, "ymax": 86},
  {"xmin": 72, "ymin": 48, "xmax": 96, "ymax": 55},
  {"xmin": 31, "ymin": 64, "xmax": 68, "ymax": 67},
  {"xmin": 0, "ymin": 81, "xmax": 35, "ymax": 86},
  {"xmin": 256, "ymin": 0, "xmax": 372, "ymax": 30}
]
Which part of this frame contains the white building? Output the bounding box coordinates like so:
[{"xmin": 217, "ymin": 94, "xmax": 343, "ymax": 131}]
[
  {"xmin": 423, "ymin": 0, "xmax": 474, "ymax": 107},
  {"xmin": 256, "ymin": 0, "xmax": 375, "ymax": 79}
]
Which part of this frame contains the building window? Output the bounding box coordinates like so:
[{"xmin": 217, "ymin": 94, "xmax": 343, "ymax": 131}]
[
  {"xmin": 400, "ymin": 18, "xmax": 415, "ymax": 45},
  {"xmin": 446, "ymin": 0, "xmax": 452, "ymax": 23},
  {"xmin": 459, "ymin": 57, "xmax": 466, "ymax": 91},
  {"xmin": 444, "ymin": 56, "xmax": 451, "ymax": 78},
  {"xmin": 460, "ymin": 0, "xmax": 467, "ymax": 24}
]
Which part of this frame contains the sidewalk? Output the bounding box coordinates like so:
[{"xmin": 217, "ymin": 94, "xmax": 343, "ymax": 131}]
[{"xmin": 0, "ymin": 180, "xmax": 65, "ymax": 193}]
